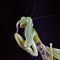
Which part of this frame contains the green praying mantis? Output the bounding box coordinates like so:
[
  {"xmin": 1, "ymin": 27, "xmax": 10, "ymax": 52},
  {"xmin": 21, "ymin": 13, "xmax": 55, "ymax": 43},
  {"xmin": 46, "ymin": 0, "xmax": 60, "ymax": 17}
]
[{"xmin": 14, "ymin": 16, "xmax": 60, "ymax": 60}]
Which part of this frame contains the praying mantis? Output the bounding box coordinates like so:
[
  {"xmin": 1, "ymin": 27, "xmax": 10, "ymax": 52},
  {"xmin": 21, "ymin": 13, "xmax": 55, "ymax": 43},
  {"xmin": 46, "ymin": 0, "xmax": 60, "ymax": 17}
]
[{"xmin": 14, "ymin": 16, "xmax": 60, "ymax": 60}]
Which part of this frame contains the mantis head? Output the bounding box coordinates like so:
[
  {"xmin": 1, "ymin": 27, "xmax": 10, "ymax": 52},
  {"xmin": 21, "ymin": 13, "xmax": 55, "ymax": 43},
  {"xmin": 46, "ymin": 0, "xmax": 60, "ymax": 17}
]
[
  {"xmin": 16, "ymin": 16, "xmax": 33, "ymax": 33},
  {"xmin": 17, "ymin": 17, "xmax": 28, "ymax": 28}
]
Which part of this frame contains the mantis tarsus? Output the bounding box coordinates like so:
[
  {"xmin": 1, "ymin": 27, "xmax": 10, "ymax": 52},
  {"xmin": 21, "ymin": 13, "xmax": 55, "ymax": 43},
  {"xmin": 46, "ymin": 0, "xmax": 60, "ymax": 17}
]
[{"xmin": 14, "ymin": 16, "xmax": 60, "ymax": 60}]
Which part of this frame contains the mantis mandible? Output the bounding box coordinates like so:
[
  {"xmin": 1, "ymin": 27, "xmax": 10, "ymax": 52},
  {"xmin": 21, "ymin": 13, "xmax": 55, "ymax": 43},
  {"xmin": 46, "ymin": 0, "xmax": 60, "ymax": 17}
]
[{"xmin": 14, "ymin": 16, "xmax": 60, "ymax": 60}]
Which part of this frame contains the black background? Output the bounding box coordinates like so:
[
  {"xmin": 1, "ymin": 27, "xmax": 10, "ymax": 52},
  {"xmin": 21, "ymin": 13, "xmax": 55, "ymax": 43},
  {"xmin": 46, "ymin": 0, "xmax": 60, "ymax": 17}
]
[{"xmin": 1, "ymin": 0, "xmax": 60, "ymax": 60}]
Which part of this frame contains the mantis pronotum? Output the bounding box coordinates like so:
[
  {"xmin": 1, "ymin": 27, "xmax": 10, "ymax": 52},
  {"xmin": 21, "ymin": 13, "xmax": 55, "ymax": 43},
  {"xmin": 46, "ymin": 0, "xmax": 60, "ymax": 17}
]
[{"xmin": 14, "ymin": 16, "xmax": 60, "ymax": 60}]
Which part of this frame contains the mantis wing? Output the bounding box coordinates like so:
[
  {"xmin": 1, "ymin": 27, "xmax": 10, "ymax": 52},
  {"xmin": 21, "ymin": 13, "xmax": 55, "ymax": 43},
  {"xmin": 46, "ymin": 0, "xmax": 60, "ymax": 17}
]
[{"xmin": 46, "ymin": 46, "xmax": 60, "ymax": 60}]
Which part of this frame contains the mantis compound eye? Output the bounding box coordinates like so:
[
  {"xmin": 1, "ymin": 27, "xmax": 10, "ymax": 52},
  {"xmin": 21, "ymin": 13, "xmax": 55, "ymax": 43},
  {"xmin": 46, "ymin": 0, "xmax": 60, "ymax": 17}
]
[{"xmin": 20, "ymin": 23, "xmax": 27, "ymax": 28}]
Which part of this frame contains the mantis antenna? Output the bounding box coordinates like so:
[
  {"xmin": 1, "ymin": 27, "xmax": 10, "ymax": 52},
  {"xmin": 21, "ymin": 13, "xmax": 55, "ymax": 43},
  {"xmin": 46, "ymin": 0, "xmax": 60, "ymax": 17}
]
[
  {"xmin": 30, "ymin": 2, "xmax": 36, "ymax": 17},
  {"xmin": 30, "ymin": 2, "xmax": 60, "ymax": 20},
  {"xmin": 32, "ymin": 14, "xmax": 60, "ymax": 20}
]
